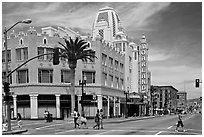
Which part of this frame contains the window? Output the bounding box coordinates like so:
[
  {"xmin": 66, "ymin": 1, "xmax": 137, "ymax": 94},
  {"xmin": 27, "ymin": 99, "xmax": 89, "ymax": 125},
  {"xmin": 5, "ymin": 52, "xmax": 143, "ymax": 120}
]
[
  {"xmin": 46, "ymin": 48, "xmax": 53, "ymax": 61},
  {"xmin": 120, "ymin": 63, "xmax": 124, "ymax": 72},
  {"xmin": 2, "ymin": 50, "xmax": 11, "ymax": 62},
  {"xmin": 38, "ymin": 47, "xmax": 53, "ymax": 61},
  {"xmin": 115, "ymin": 60, "xmax": 119, "ymax": 70},
  {"xmin": 61, "ymin": 70, "xmax": 71, "ymax": 83},
  {"xmin": 2, "ymin": 50, "xmax": 11, "ymax": 63},
  {"xmin": 43, "ymin": 38, "xmax": 47, "ymax": 44},
  {"xmin": 109, "ymin": 75, "xmax": 113, "ymax": 87},
  {"xmin": 102, "ymin": 53, "xmax": 107, "ymax": 65},
  {"xmin": 120, "ymin": 79, "xmax": 124, "ymax": 90},
  {"xmin": 38, "ymin": 69, "xmax": 53, "ymax": 83},
  {"xmin": 38, "ymin": 47, "xmax": 44, "ymax": 60},
  {"xmin": 103, "ymin": 72, "xmax": 107, "ymax": 86},
  {"xmin": 129, "ymin": 56, "xmax": 132, "ymax": 64},
  {"xmin": 109, "ymin": 57, "xmax": 113, "ymax": 68},
  {"xmin": 23, "ymin": 47, "xmax": 28, "ymax": 60},
  {"xmin": 16, "ymin": 48, "xmax": 22, "ymax": 61},
  {"xmin": 82, "ymin": 71, "xmax": 95, "ymax": 84},
  {"xmin": 123, "ymin": 43, "xmax": 125, "ymax": 51},
  {"xmin": 116, "ymin": 77, "xmax": 119, "ymax": 88},
  {"xmin": 116, "ymin": 43, "xmax": 122, "ymax": 51},
  {"xmin": 17, "ymin": 69, "xmax": 29, "ymax": 83},
  {"xmin": 19, "ymin": 39, "xmax": 23, "ymax": 45}
]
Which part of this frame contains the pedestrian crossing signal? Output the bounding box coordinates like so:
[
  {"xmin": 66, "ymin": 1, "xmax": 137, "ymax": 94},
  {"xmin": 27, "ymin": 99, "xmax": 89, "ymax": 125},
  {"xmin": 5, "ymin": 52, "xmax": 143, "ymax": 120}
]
[{"xmin": 195, "ymin": 79, "xmax": 200, "ymax": 88}]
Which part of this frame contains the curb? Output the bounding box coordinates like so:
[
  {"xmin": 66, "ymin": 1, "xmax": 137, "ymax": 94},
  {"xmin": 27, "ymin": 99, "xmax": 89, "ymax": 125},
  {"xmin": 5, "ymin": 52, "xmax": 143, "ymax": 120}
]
[{"xmin": 2, "ymin": 129, "xmax": 28, "ymax": 135}]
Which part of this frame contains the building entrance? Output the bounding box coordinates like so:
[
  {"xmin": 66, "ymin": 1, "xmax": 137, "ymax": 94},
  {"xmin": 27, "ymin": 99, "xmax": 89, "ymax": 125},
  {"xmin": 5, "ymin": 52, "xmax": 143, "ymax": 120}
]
[{"xmin": 61, "ymin": 107, "xmax": 70, "ymax": 120}]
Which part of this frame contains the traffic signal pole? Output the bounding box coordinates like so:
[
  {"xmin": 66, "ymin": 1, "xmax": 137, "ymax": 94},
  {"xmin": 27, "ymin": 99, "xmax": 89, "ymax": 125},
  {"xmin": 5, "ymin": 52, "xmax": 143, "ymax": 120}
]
[
  {"xmin": 4, "ymin": 27, "xmax": 12, "ymax": 131},
  {"xmin": 4, "ymin": 53, "xmax": 54, "ymax": 131}
]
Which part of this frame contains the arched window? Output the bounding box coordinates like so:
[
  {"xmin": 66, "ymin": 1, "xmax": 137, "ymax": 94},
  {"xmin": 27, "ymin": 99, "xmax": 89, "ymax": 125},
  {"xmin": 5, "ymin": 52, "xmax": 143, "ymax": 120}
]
[
  {"xmin": 43, "ymin": 38, "xmax": 47, "ymax": 44},
  {"xmin": 19, "ymin": 38, "xmax": 23, "ymax": 45}
]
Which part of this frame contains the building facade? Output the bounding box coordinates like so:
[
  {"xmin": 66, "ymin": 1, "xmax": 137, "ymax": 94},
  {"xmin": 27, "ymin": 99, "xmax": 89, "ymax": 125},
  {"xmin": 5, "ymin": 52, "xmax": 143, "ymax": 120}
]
[
  {"xmin": 151, "ymin": 86, "xmax": 178, "ymax": 115},
  {"xmin": 2, "ymin": 7, "xmax": 151, "ymax": 119},
  {"xmin": 177, "ymin": 91, "xmax": 187, "ymax": 112}
]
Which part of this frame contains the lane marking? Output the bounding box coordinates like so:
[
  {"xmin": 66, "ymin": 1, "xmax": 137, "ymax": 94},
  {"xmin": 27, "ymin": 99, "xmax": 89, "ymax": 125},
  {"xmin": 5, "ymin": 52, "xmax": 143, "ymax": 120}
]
[
  {"xmin": 36, "ymin": 123, "xmax": 69, "ymax": 130},
  {"xmin": 55, "ymin": 129, "xmax": 76, "ymax": 134},
  {"xmin": 155, "ymin": 131, "xmax": 163, "ymax": 135},
  {"xmin": 167, "ymin": 126, "xmax": 173, "ymax": 129}
]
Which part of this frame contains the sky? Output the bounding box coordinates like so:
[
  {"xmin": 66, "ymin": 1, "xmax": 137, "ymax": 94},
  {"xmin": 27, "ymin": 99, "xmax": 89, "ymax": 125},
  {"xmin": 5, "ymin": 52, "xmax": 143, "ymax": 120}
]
[{"xmin": 2, "ymin": 1, "xmax": 202, "ymax": 99}]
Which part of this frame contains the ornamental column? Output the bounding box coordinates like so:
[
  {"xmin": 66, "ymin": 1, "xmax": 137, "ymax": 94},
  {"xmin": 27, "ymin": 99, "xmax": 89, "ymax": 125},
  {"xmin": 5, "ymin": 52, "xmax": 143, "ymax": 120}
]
[
  {"xmin": 12, "ymin": 95, "xmax": 17, "ymax": 119},
  {"xmin": 97, "ymin": 95, "xmax": 102, "ymax": 110},
  {"xmin": 113, "ymin": 96, "xmax": 116, "ymax": 117},
  {"xmin": 118, "ymin": 98, "xmax": 121, "ymax": 116},
  {"xmin": 107, "ymin": 96, "xmax": 110, "ymax": 118},
  {"xmin": 29, "ymin": 94, "xmax": 38, "ymax": 119},
  {"xmin": 55, "ymin": 94, "xmax": 60, "ymax": 119}
]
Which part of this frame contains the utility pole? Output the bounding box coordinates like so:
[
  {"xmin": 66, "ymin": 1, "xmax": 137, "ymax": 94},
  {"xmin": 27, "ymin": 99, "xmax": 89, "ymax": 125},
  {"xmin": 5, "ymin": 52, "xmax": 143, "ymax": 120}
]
[{"xmin": 3, "ymin": 19, "xmax": 32, "ymax": 131}]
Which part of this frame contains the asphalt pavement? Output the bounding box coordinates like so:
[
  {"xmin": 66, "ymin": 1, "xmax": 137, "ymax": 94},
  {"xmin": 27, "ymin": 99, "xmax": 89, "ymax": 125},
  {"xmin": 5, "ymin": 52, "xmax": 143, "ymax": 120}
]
[{"xmin": 2, "ymin": 113, "xmax": 202, "ymax": 135}]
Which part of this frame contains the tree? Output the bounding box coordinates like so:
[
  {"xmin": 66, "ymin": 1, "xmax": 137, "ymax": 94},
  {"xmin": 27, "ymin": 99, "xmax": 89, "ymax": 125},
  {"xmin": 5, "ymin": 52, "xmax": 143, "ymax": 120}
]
[{"xmin": 58, "ymin": 37, "xmax": 97, "ymax": 114}]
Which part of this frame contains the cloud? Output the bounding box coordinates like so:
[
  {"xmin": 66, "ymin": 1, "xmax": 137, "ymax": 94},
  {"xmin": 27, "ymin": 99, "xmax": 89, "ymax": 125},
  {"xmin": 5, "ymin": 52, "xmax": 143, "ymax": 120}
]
[
  {"xmin": 149, "ymin": 52, "xmax": 172, "ymax": 62},
  {"xmin": 119, "ymin": 3, "xmax": 171, "ymax": 29}
]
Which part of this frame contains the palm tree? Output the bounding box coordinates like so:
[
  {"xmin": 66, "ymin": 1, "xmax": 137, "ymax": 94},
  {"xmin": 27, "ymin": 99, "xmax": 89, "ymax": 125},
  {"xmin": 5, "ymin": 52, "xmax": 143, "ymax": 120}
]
[{"xmin": 58, "ymin": 37, "xmax": 97, "ymax": 114}]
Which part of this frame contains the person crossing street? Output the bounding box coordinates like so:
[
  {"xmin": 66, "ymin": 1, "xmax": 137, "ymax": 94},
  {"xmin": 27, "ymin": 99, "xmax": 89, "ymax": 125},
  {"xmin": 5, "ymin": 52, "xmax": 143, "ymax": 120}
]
[
  {"xmin": 73, "ymin": 108, "xmax": 80, "ymax": 129},
  {"xmin": 93, "ymin": 109, "xmax": 100, "ymax": 130},
  {"xmin": 175, "ymin": 113, "xmax": 186, "ymax": 132},
  {"xmin": 17, "ymin": 113, "xmax": 22, "ymax": 129},
  {"xmin": 99, "ymin": 109, "xmax": 104, "ymax": 129}
]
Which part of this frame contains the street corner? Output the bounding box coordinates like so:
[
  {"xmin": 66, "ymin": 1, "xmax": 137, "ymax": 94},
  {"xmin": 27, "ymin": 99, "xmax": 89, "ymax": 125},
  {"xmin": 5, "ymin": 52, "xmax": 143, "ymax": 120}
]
[{"xmin": 2, "ymin": 129, "xmax": 28, "ymax": 135}]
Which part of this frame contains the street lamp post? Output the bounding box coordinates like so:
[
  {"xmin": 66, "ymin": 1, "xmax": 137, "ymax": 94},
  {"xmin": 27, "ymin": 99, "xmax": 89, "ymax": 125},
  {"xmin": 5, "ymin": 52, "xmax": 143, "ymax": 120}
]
[
  {"xmin": 124, "ymin": 88, "xmax": 129, "ymax": 118},
  {"xmin": 3, "ymin": 19, "xmax": 32, "ymax": 131},
  {"xmin": 79, "ymin": 75, "xmax": 86, "ymax": 115}
]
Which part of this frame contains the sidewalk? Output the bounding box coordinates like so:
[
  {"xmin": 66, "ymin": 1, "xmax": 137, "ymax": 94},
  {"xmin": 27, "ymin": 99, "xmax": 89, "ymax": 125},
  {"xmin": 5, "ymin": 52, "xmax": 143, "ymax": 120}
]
[{"xmin": 2, "ymin": 129, "xmax": 28, "ymax": 135}]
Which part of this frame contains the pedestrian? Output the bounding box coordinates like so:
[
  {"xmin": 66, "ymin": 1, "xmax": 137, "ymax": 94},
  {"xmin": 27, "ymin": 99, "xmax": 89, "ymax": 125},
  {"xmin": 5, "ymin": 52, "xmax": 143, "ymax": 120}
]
[
  {"xmin": 175, "ymin": 113, "xmax": 186, "ymax": 132},
  {"xmin": 2, "ymin": 120, "xmax": 8, "ymax": 132},
  {"xmin": 17, "ymin": 113, "xmax": 22, "ymax": 129},
  {"xmin": 73, "ymin": 108, "xmax": 80, "ymax": 128},
  {"xmin": 44, "ymin": 110, "xmax": 48, "ymax": 122},
  {"xmin": 93, "ymin": 109, "xmax": 100, "ymax": 129},
  {"xmin": 99, "ymin": 109, "xmax": 104, "ymax": 129},
  {"xmin": 80, "ymin": 113, "xmax": 88, "ymax": 129}
]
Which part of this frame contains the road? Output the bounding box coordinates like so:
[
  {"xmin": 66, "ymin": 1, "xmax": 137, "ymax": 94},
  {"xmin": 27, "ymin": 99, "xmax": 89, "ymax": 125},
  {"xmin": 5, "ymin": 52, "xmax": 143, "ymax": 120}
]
[{"xmin": 11, "ymin": 113, "xmax": 201, "ymax": 135}]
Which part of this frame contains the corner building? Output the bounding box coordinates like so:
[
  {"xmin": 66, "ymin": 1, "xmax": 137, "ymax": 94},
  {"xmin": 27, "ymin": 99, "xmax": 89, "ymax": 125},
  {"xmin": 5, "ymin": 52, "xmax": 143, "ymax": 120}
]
[{"xmin": 2, "ymin": 7, "xmax": 151, "ymax": 119}]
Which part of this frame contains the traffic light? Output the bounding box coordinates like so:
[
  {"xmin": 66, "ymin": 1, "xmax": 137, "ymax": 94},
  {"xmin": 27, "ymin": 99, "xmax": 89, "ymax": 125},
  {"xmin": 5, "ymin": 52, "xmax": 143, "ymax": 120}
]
[
  {"xmin": 4, "ymin": 82, "xmax": 10, "ymax": 94},
  {"xmin": 195, "ymin": 79, "xmax": 200, "ymax": 88},
  {"xmin": 53, "ymin": 47, "xmax": 60, "ymax": 65},
  {"xmin": 3, "ymin": 82, "xmax": 10, "ymax": 101}
]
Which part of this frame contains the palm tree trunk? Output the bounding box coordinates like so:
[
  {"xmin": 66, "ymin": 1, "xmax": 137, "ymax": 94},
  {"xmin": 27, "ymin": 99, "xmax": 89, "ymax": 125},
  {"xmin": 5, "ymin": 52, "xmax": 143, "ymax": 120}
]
[{"xmin": 70, "ymin": 68, "xmax": 75, "ymax": 114}]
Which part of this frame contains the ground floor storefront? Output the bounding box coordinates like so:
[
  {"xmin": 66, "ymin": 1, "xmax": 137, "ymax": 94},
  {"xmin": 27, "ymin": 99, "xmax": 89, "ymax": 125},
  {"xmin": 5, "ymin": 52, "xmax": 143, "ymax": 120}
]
[{"xmin": 3, "ymin": 85, "xmax": 136, "ymax": 119}]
